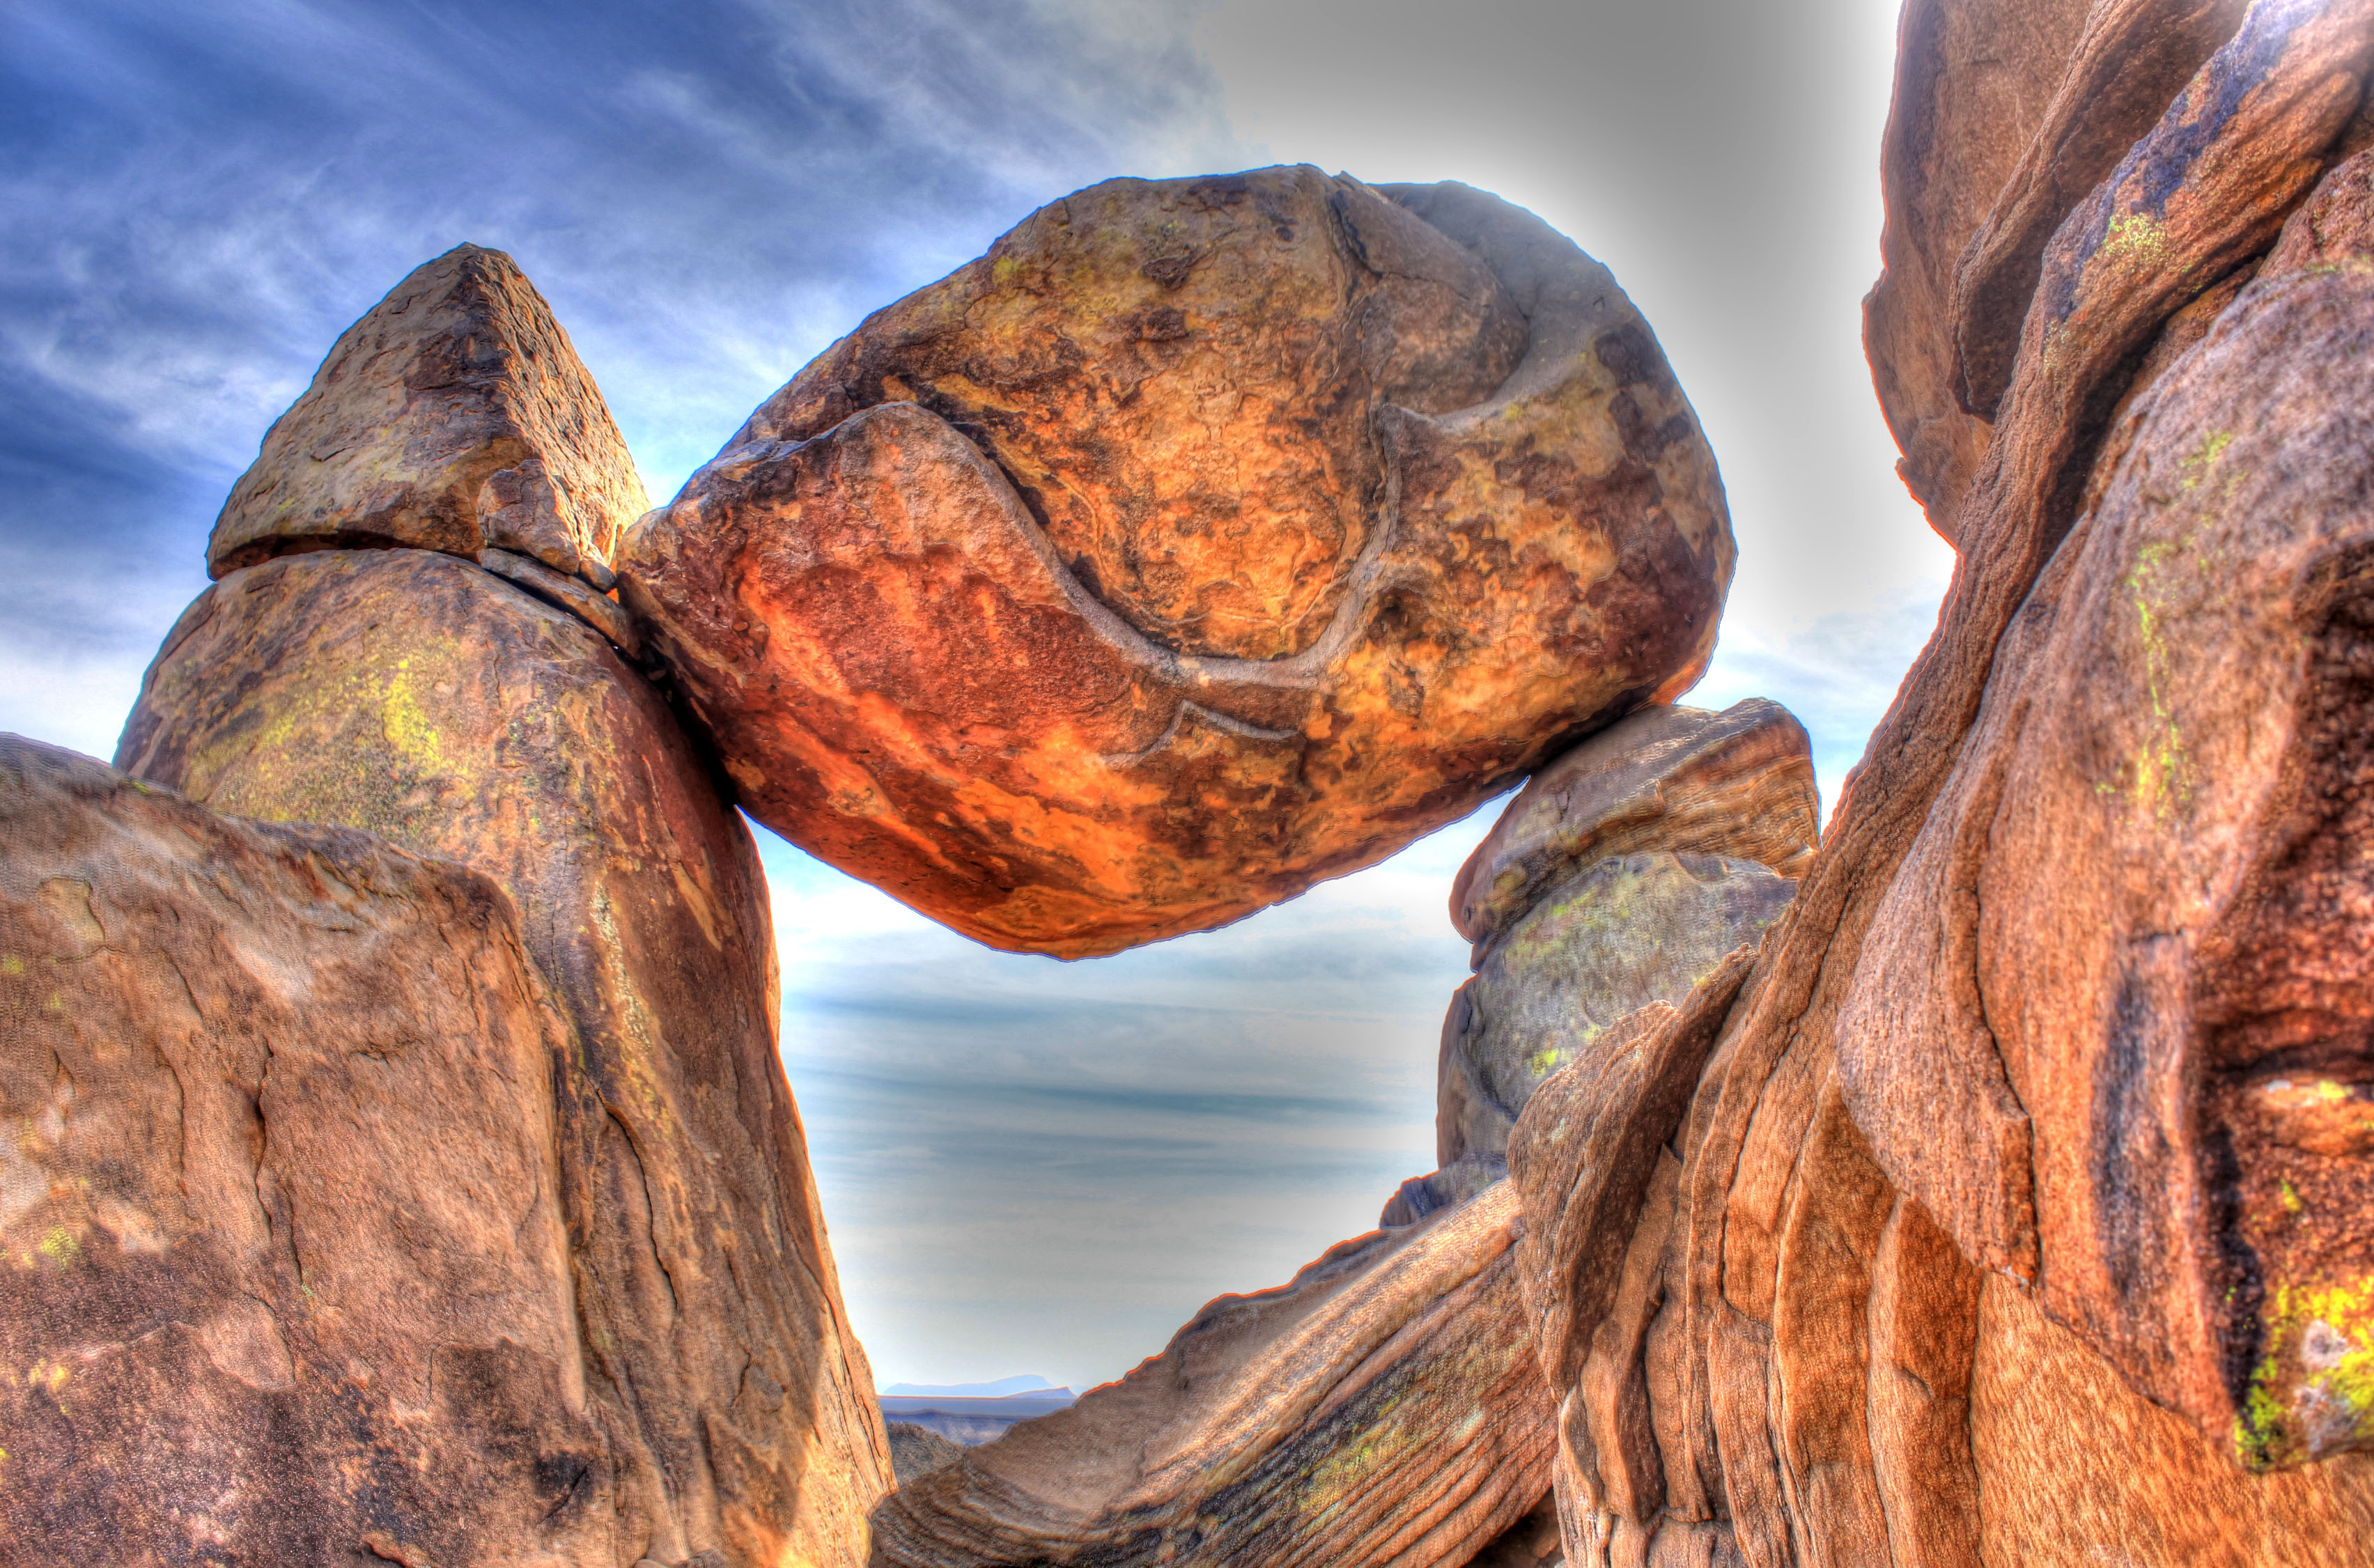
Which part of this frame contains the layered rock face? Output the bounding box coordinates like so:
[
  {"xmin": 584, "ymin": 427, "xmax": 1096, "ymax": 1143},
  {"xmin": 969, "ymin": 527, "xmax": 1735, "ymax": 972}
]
[
  {"xmin": 83, "ymin": 253, "xmax": 890, "ymax": 1567},
  {"xmin": 0, "ymin": 736, "xmax": 610, "ymax": 1565},
  {"xmin": 621, "ymin": 169, "xmax": 1733, "ymax": 956},
  {"xmin": 873, "ymin": 1184, "xmax": 1552, "ymax": 1568},
  {"xmin": 1500, "ymin": 8, "xmax": 2374, "ymax": 1567},
  {"xmin": 873, "ymin": 698, "xmax": 1818, "ymax": 1568}
]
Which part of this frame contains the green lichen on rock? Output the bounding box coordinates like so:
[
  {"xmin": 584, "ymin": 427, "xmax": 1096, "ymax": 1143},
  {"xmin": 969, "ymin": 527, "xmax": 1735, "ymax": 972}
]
[{"xmin": 2233, "ymin": 1273, "xmax": 2374, "ymax": 1470}]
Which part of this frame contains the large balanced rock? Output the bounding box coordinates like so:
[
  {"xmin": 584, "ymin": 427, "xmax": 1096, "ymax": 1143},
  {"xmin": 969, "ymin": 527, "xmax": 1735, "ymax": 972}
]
[
  {"xmin": 1506, "ymin": 11, "xmax": 2374, "ymax": 1567},
  {"xmin": 621, "ymin": 169, "xmax": 1734, "ymax": 957},
  {"xmin": 0, "ymin": 736, "xmax": 612, "ymax": 1565},
  {"xmin": 117, "ymin": 546, "xmax": 892, "ymax": 1567},
  {"xmin": 872, "ymin": 1183, "xmax": 1551, "ymax": 1568},
  {"xmin": 208, "ymin": 243, "xmax": 649, "ymax": 585}
]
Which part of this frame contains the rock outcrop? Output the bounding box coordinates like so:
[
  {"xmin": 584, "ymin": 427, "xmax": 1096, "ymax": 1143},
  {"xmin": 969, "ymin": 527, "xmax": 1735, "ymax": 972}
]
[
  {"xmin": 1432, "ymin": 702, "xmax": 1814, "ymax": 1177},
  {"xmin": 886, "ymin": 1423, "xmax": 968, "ymax": 1486},
  {"xmin": 107, "ymin": 250, "xmax": 890, "ymax": 1567},
  {"xmin": 1507, "ymin": 8, "xmax": 2374, "ymax": 1565},
  {"xmin": 621, "ymin": 169, "xmax": 1733, "ymax": 957},
  {"xmin": 872, "ymin": 1184, "xmax": 1551, "ymax": 1568},
  {"xmin": 0, "ymin": 736, "xmax": 612, "ymax": 1565},
  {"xmin": 208, "ymin": 243, "xmax": 649, "ymax": 586}
]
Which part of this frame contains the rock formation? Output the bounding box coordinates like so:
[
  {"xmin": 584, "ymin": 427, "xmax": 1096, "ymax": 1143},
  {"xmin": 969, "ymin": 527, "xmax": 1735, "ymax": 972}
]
[
  {"xmin": 87, "ymin": 249, "xmax": 890, "ymax": 1567},
  {"xmin": 26, "ymin": 0, "xmax": 2374, "ymax": 1558},
  {"xmin": 1505, "ymin": 6, "xmax": 2374, "ymax": 1565},
  {"xmin": 1431, "ymin": 702, "xmax": 1816, "ymax": 1181},
  {"xmin": 0, "ymin": 736, "xmax": 612, "ymax": 1565},
  {"xmin": 872, "ymin": 1184, "xmax": 1551, "ymax": 1568},
  {"xmin": 208, "ymin": 244, "xmax": 649, "ymax": 584},
  {"xmin": 886, "ymin": 1424, "xmax": 968, "ymax": 1486},
  {"xmin": 620, "ymin": 169, "xmax": 1733, "ymax": 957}
]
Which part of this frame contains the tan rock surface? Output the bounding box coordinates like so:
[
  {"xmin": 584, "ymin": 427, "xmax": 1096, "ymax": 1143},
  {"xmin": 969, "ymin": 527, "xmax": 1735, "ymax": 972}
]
[
  {"xmin": 1864, "ymin": 0, "xmax": 2095, "ymax": 543},
  {"xmin": 1507, "ymin": 8, "xmax": 2374, "ymax": 1565},
  {"xmin": 621, "ymin": 170, "xmax": 1732, "ymax": 957},
  {"xmin": 0, "ymin": 733, "xmax": 611, "ymax": 1566},
  {"xmin": 208, "ymin": 243, "xmax": 649, "ymax": 583},
  {"xmin": 871, "ymin": 1185, "xmax": 1551, "ymax": 1568},
  {"xmin": 116, "ymin": 548, "xmax": 890, "ymax": 1567},
  {"xmin": 1450, "ymin": 699, "xmax": 1818, "ymax": 952},
  {"xmin": 1843, "ymin": 153, "xmax": 2374, "ymax": 1466}
]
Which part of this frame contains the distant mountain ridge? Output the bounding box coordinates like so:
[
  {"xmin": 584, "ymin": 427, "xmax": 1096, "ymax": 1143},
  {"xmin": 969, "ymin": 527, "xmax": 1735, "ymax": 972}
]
[{"xmin": 881, "ymin": 1376, "xmax": 1062, "ymax": 1398}]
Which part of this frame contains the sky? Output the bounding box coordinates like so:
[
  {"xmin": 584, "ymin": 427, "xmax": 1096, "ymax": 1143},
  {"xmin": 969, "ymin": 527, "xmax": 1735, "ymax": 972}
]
[{"xmin": 1, "ymin": 0, "xmax": 1949, "ymax": 1393}]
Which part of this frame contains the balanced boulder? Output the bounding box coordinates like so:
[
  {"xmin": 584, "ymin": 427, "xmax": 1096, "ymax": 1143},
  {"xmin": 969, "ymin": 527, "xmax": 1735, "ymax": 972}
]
[{"xmin": 621, "ymin": 169, "xmax": 1733, "ymax": 957}]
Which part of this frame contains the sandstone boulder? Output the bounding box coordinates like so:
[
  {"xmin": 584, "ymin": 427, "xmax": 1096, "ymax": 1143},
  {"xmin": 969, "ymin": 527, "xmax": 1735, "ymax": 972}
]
[
  {"xmin": 871, "ymin": 1184, "xmax": 1551, "ymax": 1568},
  {"xmin": 0, "ymin": 734, "xmax": 610, "ymax": 1566},
  {"xmin": 117, "ymin": 548, "xmax": 890, "ymax": 1567},
  {"xmin": 209, "ymin": 243, "xmax": 649, "ymax": 584},
  {"xmin": 621, "ymin": 169, "xmax": 1732, "ymax": 957}
]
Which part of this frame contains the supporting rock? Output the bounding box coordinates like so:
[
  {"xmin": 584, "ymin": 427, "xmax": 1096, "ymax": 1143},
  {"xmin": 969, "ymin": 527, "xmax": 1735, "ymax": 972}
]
[
  {"xmin": 118, "ymin": 546, "xmax": 891, "ymax": 1567},
  {"xmin": 0, "ymin": 736, "xmax": 612, "ymax": 1565}
]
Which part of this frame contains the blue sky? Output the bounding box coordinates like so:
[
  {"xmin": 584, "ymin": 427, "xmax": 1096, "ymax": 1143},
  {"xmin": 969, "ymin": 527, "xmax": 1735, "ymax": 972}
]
[{"xmin": 2, "ymin": 0, "xmax": 1946, "ymax": 1392}]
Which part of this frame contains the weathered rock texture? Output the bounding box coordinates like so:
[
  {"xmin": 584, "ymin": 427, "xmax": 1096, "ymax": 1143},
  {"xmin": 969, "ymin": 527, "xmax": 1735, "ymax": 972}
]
[
  {"xmin": 209, "ymin": 243, "xmax": 649, "ymax": 587},
  {"xmin": 886, "ymin": 1423, "xmax": 968, "ymax": 1487},
  {"xmin": 621, "ymin": 169, "xmax": 1733, "ymax": 957},
  {"xmin": 1451, "ymin": 701, "xmax": 1819, "ymax": 952},
  {"xmin": 1507, "ymin": 7, "xmax": 2374, "ymax": 1565},
  {"xmin": 0, "ymin": 735, "xmax": 612, "ymax": 1565},
  {"xmin": 1433, "ymin": 702, "xmax": 1814, "ymax": 1172},
  {"xmin": 116, "ymin": 547, "xmax": 891, "ymax": 1562},
  {"xmin": 871, "ymin": 1183, "xmax": 1551, "ymax": 1568}
]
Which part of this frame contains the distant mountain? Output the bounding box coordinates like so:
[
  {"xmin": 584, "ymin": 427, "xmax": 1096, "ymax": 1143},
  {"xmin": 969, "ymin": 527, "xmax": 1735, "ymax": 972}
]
[{"xmin": 882, "ymin": 1376, "xmax": 1062, "ymax": 1398}]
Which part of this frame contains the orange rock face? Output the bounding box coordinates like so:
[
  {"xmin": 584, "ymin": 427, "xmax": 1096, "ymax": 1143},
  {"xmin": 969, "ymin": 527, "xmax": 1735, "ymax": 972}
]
[
  {"xmin": 623, "ymin": 170, "xmax": 1733, "ymax": 957},
  {"xmin": 208, "ymin": 243, "xmax": 649, "ymax": 585},
  {"xmin": 117, "ymin": 548, "xmax": 890, "ymax": 1567},
  {"xmin": 0, "ymin": 736, "xmax": 611, "ymax": 1566}
]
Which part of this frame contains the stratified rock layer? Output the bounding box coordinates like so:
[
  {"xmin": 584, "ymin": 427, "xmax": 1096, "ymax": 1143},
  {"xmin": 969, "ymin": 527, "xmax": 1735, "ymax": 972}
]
[
  {"xmin": 209, "ymin": 243, "xmax": 649, "ymax": 584},
  {"xmin": 1505, "ymin": 10, "xmax": 2374, "ymax": 1567},
  {"xmin": 622, "ymin": 169, "xmax": 1732, "ymax": 957},
  {"xmin": 0, "ymin": 735, "xmax": 612, "ymax": 1567},
  {"xmin": 871, "ymin": 1184, "xmax": 1551, "ymax": 1568},
  {"xmin": 117, "ymin": 548, "xmax": 890, "ymax": 1567}
]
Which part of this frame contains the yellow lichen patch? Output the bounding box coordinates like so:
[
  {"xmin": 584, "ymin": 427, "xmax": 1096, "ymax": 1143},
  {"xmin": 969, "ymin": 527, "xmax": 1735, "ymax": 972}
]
[{"xmin": 2234, "ymin": 1273, "xmax": 2374, "ymax": 1469}]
